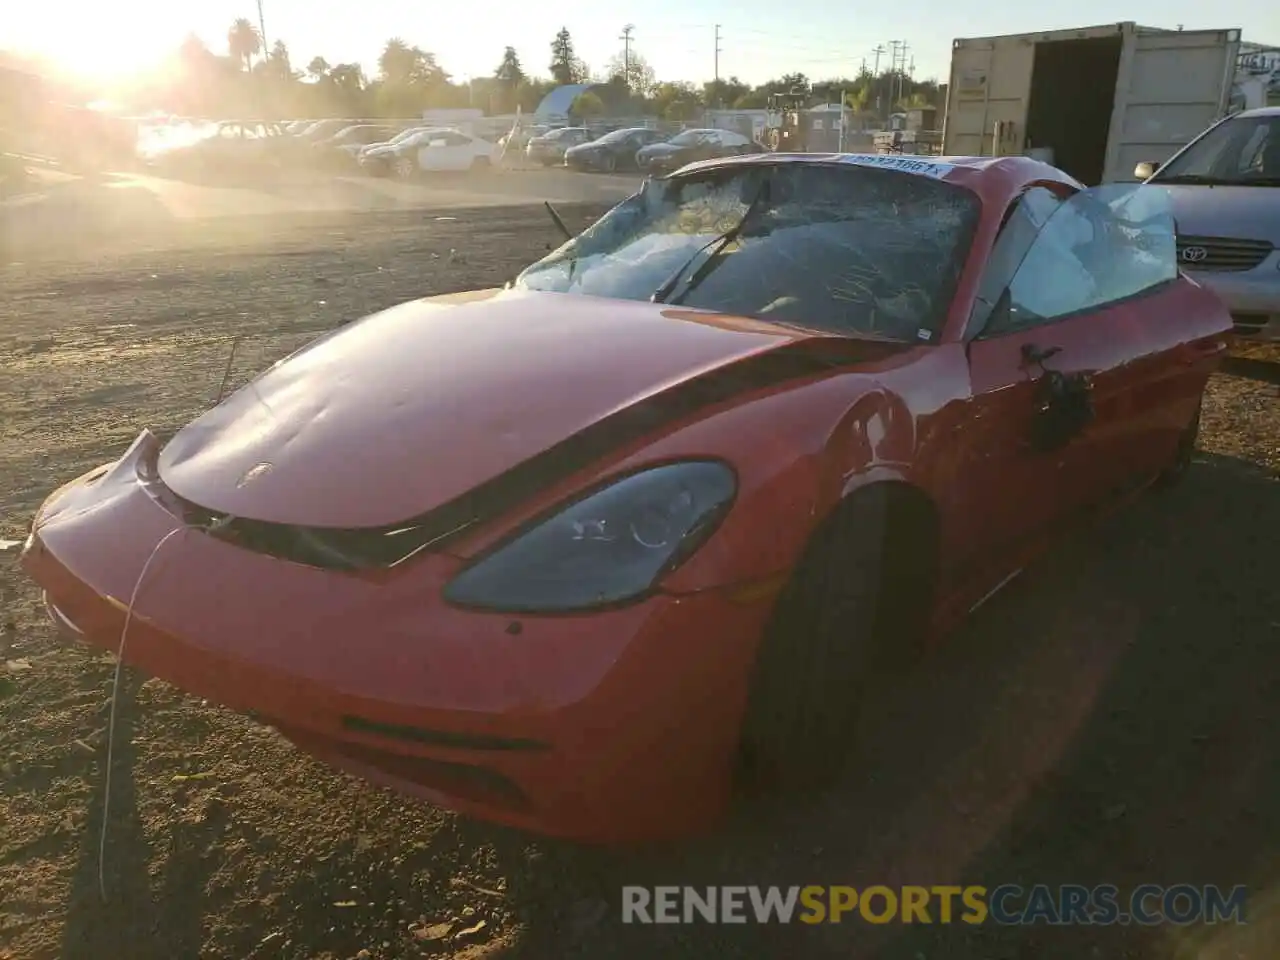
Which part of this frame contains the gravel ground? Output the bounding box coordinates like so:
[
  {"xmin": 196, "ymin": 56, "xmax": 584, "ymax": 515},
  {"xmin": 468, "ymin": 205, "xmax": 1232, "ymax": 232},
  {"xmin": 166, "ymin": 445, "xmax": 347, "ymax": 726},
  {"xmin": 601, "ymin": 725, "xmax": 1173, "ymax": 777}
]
[{"xmin": 1, "ymin": 203, "xmax": 1278, "ymax": 960}]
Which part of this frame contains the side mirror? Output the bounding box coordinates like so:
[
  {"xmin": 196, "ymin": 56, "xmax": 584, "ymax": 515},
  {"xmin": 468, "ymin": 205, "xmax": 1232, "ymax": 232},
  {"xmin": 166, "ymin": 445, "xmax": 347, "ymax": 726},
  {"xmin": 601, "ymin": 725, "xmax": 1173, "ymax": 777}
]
[{"xmin": 1133, "ymin": 161, "xmax": 1158, "ymax": 181}]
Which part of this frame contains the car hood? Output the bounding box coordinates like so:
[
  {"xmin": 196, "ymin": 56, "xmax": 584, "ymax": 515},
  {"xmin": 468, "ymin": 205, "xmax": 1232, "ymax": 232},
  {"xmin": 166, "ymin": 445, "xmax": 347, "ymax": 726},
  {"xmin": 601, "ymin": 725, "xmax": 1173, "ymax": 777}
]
[
  {"xmin": 1157, "ymin": 184, "xmax": 1280, "ymax": 245},
  {"xmin": 157, "ymin": 289, "xmax": 842, "ymax": 528}
]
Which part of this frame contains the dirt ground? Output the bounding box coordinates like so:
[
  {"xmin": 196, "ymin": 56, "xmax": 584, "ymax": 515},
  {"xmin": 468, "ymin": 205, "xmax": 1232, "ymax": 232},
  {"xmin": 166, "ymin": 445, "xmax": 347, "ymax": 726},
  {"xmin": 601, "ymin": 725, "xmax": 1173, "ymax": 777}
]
[{"xmin": 1, "ymin": 201, "xmax": 1278, "ymax": 960}]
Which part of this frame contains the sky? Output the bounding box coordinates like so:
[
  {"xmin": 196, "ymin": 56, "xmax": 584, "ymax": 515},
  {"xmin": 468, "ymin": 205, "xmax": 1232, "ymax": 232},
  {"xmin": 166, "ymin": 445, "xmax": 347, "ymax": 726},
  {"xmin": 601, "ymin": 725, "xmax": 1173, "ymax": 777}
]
[{"xmin": 7, "ymin": 1, "xmax": 1280, "ymax": 91}]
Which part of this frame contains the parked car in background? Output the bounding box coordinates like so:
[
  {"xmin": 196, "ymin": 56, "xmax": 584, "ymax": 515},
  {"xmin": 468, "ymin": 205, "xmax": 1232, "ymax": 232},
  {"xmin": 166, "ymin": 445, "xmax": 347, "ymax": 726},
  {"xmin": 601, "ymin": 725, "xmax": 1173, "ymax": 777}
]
[
  {"xmin": 564, "ymin": 127, "xmax": 669, "ymax": 172},
  {"xmin": 636, "ymin": 128, "xmax": 764, "ymax": 174},
  {"xmin": 295, "ymin": 119, "xmax": 360, "ymax": 142},
  {"xmin": 149, "ymin": 120, "xmax": 289, "ymax": 177},
  {"xmin": 361, "ymin": 128, "xmax": 497, "ymax": 178},
  {"xmin": 498, "ymin": 124, "xmax": 550, "ymax": 152},
  {"xmin": 319, "ymin": 124, "xmax": 401, "ymax": 152},
  {"xmin": 525, "ymin": 127, "xmax": 590, "ymax": 166},
  {"xmin": 355, "ymin": 126, "xmax": 430, "ymax": 160},
  {"xmin": 315, "ymin": 123, "xmax": 402, "ymax": 168},
  {"xmin": 359, "ymin": 127, "xmax": 448, "ymax": 176},
  {"xmin": 1138, "ymin": 106, "xmax": 1280, "ymax": 341}
]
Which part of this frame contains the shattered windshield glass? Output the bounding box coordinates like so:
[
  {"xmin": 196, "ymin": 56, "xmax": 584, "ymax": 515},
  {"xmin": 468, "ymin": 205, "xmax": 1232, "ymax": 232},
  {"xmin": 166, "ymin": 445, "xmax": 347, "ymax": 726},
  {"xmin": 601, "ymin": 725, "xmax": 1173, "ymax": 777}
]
[{"xmin": 514, "ymin": 162, "xmax": 981, "ymax": 341}]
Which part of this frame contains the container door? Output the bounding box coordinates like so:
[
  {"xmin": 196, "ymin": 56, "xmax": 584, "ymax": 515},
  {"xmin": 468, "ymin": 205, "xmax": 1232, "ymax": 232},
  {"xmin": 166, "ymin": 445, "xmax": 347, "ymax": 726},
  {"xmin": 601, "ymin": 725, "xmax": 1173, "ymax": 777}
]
[
  {"xmin": 1103, "ymin": 27, "xmax": 1241, "ymax": 182},
  {"xmin": 943, "ymin": 35, "xmax": 1035, "ymax": 156}
]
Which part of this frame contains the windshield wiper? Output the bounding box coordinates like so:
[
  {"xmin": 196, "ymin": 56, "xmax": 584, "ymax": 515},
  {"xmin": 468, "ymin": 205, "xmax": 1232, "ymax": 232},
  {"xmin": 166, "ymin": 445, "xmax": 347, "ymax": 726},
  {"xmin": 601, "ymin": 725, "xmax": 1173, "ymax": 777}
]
[
  {"xmin": 651, "ymin": 176, "xmax": 772, "ymax": 305},
  {"xmin": 544, "ymin": 201, "xmax": 572, "ymax": 241}
]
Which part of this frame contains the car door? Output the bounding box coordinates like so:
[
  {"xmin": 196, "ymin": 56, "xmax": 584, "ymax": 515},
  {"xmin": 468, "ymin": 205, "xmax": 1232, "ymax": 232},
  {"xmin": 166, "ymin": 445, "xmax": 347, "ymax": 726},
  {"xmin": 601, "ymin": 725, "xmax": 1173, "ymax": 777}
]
[
  {"xmin": 1068, "ymin": 183, "xmax": 1205, "ymax": 480},
  {"xmin": 623, "ymin": 132, "xmax": 648, "ymax": 167},
  {"xmin": 696, "ymin": 131, "xmax": 726, "ymax": 161},
  {"xmin": 418, "ymin": 132, "xmax": 468, "ymax": 171},
  {"xmin": 954, "ymin": 185, "xmax": 1158, "ymax": 577}
]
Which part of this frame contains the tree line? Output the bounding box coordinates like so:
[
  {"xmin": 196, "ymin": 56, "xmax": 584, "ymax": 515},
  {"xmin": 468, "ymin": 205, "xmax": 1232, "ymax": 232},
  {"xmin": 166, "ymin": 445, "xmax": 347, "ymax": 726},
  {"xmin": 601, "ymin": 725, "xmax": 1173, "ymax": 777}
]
[{"xmin": 140, "ymin": 22, "xmax": 942, "ymax": 121}]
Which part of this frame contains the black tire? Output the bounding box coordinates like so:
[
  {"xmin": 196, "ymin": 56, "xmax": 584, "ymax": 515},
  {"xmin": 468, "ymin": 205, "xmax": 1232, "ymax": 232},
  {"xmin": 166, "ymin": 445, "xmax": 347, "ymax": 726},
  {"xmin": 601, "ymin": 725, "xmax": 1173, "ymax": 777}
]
[
  {"xmin": 1154, "ymin": 401, "xmax": 1201, "ymax": 489},
  {"xmin": 737, "ymin": 487, "xmax": 915, "ymax": 791},
  {"xmin": 601, "ymin": 152, "xmax": 617, "ymax": 173},
  {"xmin": 471, "ymin": 155, "xmax": 491, "ymax": 171}
]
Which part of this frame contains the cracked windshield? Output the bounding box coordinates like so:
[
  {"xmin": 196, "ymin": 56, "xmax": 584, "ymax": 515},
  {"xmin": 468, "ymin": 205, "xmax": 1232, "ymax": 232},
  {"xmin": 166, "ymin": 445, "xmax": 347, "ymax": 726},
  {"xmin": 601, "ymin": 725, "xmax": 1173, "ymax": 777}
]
[{"xmin": 517, "ymin": 163, "xmax": 980, "ymax": 340}]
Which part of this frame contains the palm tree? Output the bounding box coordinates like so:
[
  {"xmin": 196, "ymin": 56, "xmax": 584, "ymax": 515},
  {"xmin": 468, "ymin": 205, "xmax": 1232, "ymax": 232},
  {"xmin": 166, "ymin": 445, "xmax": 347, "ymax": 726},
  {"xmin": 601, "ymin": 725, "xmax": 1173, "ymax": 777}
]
[
  {"xmin": 378, "ymin": 38, "xmax": 416, "ymax": 84},
  {"xmin": 227, "ymin": 18, "xmax": 261, "ymax": 72}
]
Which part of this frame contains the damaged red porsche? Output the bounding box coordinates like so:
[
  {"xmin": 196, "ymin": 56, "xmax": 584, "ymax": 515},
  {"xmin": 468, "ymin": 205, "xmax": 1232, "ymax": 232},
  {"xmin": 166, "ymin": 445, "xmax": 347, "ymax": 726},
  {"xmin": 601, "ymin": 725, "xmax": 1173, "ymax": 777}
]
[{"xmin": 20, "ymin": 153, "xmax": 1231, "ymax": 842}]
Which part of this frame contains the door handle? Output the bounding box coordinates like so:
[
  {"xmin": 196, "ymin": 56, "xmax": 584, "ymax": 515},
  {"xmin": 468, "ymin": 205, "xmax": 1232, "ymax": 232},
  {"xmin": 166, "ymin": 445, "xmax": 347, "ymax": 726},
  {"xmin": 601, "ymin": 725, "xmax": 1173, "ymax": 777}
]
[{"xmin": 1021, "ymin": 343, "xmax": 1062, "ymax": 366}]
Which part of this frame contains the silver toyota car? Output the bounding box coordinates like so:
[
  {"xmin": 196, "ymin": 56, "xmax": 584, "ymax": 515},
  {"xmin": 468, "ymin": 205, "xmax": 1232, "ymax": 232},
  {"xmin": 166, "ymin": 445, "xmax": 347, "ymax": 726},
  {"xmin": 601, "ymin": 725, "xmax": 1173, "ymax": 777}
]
[{"xmin": 1136, "ymin": 107, "xmax": 1280, "ymax": 342}]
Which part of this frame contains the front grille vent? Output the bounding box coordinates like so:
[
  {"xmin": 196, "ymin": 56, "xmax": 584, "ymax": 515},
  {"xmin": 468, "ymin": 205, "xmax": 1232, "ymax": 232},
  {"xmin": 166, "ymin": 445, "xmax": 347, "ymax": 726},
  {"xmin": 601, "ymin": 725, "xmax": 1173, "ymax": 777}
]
[{"xmin": 1176, "ymin": 235, "xmax": 1273, "ymax": 272}]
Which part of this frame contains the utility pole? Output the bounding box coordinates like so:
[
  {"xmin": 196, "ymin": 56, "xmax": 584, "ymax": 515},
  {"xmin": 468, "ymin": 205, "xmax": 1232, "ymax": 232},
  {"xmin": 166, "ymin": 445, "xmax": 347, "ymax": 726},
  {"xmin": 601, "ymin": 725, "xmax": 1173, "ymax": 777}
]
[
  {"xmin": 886, "ymin": 41, "xmax": 900, "ymax": 120},
  {"xmin": 871, "ymin": 44, "xmax": 885, "ymax": 76},
  {"xmin": 714, "ymin": 24, "xmax": 722, "ymax": 85},
  {"xmin": 896, "ymin": 42, "xmax": 911, "ymax": 109},
  {"xmin": 256, "ymin": 0, "xmax": 268, "ymax": 54},
  {"xmin": 620, "ymin": 24, "xmax": 634, "ymax": 88}
]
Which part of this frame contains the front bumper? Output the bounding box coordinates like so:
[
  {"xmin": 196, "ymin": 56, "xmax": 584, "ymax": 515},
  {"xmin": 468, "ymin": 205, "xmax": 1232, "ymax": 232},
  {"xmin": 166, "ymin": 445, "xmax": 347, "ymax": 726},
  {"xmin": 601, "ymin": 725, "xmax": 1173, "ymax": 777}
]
[
  {"xmin": 21, "ymin": 432, "xmax": 776, "ymax": 842},
  {"xmin": 1185, "ymin": 257, "xmax": 1280, "ymax": 341},
  {"xmin": 525, "ymin": 147, "xmax": 563, "ymax": 165}
]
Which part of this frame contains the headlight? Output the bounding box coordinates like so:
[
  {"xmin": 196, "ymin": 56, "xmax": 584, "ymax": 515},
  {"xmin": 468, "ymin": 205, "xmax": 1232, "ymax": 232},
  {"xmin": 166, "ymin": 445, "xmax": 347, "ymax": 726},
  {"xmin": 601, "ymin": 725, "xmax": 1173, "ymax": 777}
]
[{"xmin": 443, "ymin": 461, "xmax": 736, "ymax": 613}]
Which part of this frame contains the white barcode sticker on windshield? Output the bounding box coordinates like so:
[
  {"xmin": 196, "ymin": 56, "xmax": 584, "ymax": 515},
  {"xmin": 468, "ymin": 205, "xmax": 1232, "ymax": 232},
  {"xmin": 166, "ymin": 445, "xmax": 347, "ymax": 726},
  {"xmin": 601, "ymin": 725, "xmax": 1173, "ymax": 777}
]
[{"xmin": 835, "ymin": 154, "xmax": 956, "ymax": 180}]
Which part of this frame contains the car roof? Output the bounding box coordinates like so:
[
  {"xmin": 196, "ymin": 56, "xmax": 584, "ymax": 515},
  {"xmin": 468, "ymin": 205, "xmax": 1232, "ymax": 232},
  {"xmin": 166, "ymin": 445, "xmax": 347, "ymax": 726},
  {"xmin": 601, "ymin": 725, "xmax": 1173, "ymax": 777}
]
[
  {"xmin": 1227, "ymin": 106, "xmax": 1280, "ymax": 119},
  {"xmin": 674, "ymin": 152, "xmax": 1081, "ymax": 200}
]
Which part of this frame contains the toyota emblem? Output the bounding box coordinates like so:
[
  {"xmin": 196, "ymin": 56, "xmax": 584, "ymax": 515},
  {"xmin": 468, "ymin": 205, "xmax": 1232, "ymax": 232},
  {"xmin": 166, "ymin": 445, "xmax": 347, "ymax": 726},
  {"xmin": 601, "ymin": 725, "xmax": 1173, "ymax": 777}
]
[{"xmin": 1180, "ymin": 246, "xmax": 1209, "ymax": 263}]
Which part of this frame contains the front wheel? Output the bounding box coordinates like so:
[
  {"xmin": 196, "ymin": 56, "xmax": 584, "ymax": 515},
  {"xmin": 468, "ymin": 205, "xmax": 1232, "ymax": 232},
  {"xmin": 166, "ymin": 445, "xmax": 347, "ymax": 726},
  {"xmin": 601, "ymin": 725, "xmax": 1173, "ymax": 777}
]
[
  {"xmin": 737, "ymin": 489, "xmax": 908, "ymax": 791},
  {"xmin": 600, "ymin": 152, "xmax": 617, "ymax": 173},
  {"xmin": 470, "ymin": 155, "xmax": 491, "ymax": 171},
  {"xmin": 393, "ymin": 156, "xmax": 416, "ymax": 180},
  {"xmin": 1154, "ymin": 401, "xmax": 1201, "ymax": 489}
]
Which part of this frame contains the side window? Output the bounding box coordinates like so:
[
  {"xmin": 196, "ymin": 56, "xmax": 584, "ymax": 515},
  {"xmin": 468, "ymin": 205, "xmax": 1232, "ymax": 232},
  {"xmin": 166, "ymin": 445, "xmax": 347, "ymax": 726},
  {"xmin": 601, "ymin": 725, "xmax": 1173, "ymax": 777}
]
[
  {"xmin": 982, "ymin": 185, "xmax": 1177, "ymax": 335},
  {"xmin": 1235, "ymin": 123, "xmax": 1271, "ymax": 174},
  {"xmin": 443, "ymin": 132, "xmax": 470, "ymax": 146},
  {"xmin": 969, "ymin": 186, "xmax": 1065, "ymax": 336}
]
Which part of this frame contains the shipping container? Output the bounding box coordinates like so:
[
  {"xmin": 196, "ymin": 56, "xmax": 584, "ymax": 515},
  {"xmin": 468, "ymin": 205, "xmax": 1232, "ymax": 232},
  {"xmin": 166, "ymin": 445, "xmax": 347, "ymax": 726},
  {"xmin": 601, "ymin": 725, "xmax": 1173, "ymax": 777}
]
[{"xmin": 941, "ymin": 22, "xmax": 1241, "ymax": 184}]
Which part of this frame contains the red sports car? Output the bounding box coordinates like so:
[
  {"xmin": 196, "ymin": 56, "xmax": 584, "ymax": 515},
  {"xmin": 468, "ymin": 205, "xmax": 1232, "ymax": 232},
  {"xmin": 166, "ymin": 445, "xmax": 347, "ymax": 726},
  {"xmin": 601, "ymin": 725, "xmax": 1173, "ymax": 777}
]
[{"xmin": 20, "ymin": 153, "xmax": 1231, "ymax": 843}]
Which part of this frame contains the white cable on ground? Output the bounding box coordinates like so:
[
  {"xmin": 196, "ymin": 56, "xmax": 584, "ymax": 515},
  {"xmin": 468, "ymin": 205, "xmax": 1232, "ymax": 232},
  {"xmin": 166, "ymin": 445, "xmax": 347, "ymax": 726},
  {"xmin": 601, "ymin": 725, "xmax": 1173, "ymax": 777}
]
[{"xmin": 98, "ymin": 525, "xmax": 186, "ymax": 903}]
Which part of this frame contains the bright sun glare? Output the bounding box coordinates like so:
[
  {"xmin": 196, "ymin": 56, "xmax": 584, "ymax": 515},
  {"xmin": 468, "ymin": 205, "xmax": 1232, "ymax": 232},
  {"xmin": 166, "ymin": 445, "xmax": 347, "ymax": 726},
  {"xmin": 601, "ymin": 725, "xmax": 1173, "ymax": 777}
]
[{"xmin": 12, "ymin": 12, "xmax": 173, "ymax": 85}]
